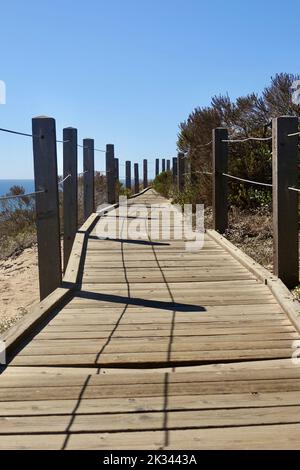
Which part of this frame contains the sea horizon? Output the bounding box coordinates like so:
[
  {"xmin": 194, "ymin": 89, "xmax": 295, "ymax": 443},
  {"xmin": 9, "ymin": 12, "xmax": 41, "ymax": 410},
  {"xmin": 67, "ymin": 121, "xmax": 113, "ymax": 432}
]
[{"xmin": 0, "ymin": 179, "xmax": 35, "ymax": 197}]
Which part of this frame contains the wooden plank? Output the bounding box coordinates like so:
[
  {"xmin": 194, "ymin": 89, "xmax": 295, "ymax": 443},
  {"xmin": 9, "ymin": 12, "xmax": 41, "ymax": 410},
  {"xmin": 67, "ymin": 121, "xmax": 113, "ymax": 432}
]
[
  {"xmin": 10, "ymin": 348, "xmax": 294, "ymax": 367},
  {"xmin": 63, "ymin": 213, "xmax": 99, "ymax": 285},
  {"xmin": 3, "ymin": 386, "xmax": 300, "ymax": 417},
  {"xmin": 2, "ymin": 405, "xmax": 300, "ymax": 435},
  {"xmin": 3, "ymin": 360, "xmax": 300, "ymax": 387},
  {"xmin": 68, "ymin": 424, "xmax": 300, "ymax": 450},
  {"xmin": 21, "ymin": 338, "xmax": 294, "ymax": 356},
  {"xmin": 3, "ymin": 378, "xmax": 300, "ymax": 402},
  {"xmin": 0, "ymin": 287, "xmax": 72, "ymax": 361}
]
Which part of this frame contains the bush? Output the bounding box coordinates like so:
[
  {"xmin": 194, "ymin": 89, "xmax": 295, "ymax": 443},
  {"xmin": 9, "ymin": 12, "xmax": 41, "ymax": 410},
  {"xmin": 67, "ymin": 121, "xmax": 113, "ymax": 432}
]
[
  {"xmin": 152, "ymin": 171, "xmax": 173, "ymax": 198},
  {"xmin": 0, "ymin": 186, "xmax": 36, "ymax": 258}
]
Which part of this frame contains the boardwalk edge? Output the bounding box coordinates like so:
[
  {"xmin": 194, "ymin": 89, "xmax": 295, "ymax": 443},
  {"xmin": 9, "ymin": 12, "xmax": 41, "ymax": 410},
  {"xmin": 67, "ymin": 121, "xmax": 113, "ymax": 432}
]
[{"xmin": 207, "ymin": 229, "xmax": 300, "ymax": 334}]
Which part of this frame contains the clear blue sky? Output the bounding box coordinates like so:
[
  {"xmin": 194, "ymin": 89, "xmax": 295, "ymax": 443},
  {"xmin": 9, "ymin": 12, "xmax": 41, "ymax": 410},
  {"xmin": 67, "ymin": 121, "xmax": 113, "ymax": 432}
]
[{"xmin": 0, "ymin": 0, "xmax": 299, "ymax": 179}]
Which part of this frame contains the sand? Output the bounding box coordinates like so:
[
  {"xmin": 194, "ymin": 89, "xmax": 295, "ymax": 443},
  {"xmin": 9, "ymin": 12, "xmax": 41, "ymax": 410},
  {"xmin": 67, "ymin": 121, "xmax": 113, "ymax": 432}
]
[{"xmin": 0, "ymin": 245, "xmax": 39, "ymax": 333}]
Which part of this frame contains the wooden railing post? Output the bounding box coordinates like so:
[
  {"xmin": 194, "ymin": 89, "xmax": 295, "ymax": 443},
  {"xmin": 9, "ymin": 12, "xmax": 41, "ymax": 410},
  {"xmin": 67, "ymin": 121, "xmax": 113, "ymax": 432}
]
[
  {"xmin": 114, "ymin": 158, "xmax": 119, "ymax": 198},
  {"xmin": 213, "ymin": 128, "xmax": 228, "ymax": 233},
  {"xmin": 172, "ymin": 157, "xmax": 178, "ymax": 186},
  {"xmin": 126, "ymin": 161, "xmax": 131, "ymax": 190},
  {"xmin": 177, "ymin": 152, "xmax": 185, "ymax": 192},
  {"xmin": 273, "ymin": 116, "xmax": 299, "ymax": 287},
  {"xmin": 167, "ymin": 159, "xmax": 171, "ymax": 171},
  {"xmin": 114, "ymin": 158, "xmax": 119, "ymax": 182},
  {"xmin": 162, "ymin": 159, "xmax": 166, "ymax": 172},
  {"xmin": 143, "ymin": 159, "xmax": 148, "ymax": 189},
  {"xmin": 134, "ymin": 163, "xmax": 139, "ymax": 194},
  {"xmin": 106, "ymin": 144, "xmax": 116, "ymax": 204},
  {"xmin": 63, "ymin": 127, "xmax": 78, "ymax": 272},
  {"xmin": 83, "ymin": 138, "xmax": 95, "ymax": 219},
  {"xmin": 32, "ymin": 116, "xmax": 62, "ymax": 300},
  {"xmin": 155, "ymin": 158, "xmax": 159, "ymax": 177}
]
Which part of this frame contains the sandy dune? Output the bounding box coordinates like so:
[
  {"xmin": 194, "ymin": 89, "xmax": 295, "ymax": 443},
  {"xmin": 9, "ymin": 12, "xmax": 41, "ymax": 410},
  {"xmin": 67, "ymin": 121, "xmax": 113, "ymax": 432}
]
[{"xmin": 0, "ymin": 246, "xmax": 39, "ymax": 333}]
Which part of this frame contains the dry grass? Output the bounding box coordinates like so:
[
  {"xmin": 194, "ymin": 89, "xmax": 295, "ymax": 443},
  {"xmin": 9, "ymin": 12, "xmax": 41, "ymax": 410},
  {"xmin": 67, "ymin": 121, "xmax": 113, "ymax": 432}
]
[
  {"xmin": 226, "ymin": 207, "xmax": 273, "ymax": 272},
  {"xmin": 205, "ymin": 206, "xmax": 273, "ymax": 271},
  {"xmin": 0, "ymin": 229, "xmax": 36, "ymax": 261},
  {"xmin": 205, "ymin": 204, "xmax": 300, "ymax": 302}
]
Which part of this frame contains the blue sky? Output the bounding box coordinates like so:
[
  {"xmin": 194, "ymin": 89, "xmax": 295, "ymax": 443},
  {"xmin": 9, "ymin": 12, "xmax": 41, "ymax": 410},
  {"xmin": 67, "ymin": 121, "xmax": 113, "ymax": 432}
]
[{"xmin": 0, "ymin": 0, "xmax": 299, "ymax": 179}]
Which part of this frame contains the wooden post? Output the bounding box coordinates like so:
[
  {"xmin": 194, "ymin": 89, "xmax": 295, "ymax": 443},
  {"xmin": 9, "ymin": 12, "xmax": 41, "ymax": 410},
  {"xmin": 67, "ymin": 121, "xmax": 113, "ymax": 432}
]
[
  {"xmin": 162, "ymin": 159, "xmax": 166, "ymax": 172},
  {"xmin": 167, "ymin": 159, "xmax": 171, "ymax": 171},
  {"xmin": 114, "ymin": 158, "xmax": 119, "ymax": 182},
  {"xmin": 143, "ymin": 159, "xmax": 148, "ymax": 189},
  {"xmin": 213, "ymin": 128, "xmax": 228, "ymax": 233},
  {"xmin": 114, "ymin": 158, "xmax": 119, "ymax": 198},
  {"xmin": 177, "ymin": 152, "xmax": 185, "ymax": 192},
  {"xmin": 172, "ymin": 157, "xmax": 178, "ymax": 186},
  {"xmin": 155, "ymin": 158, "xmax": 159, "ymax": 177},
  {"xmin": 63, "ymin": 127, "xmax": 78, "ymax": 273},
  {"xmin": 106, "ymin": 144, "xmax": 116, "ymax": 204},
  {"xmin": 273, "ymin": 116, "xmax": 299, "ymax": 287},
  {"xmin": 32, "ymin": 116, "xmax": 62, "ymax": 300},
  {"xmin": 134, "ymin": 163, "xmax": 139, "ymax": 194},
  {"xmin": 83, "ymin": 138, "xmax": 95, "ymax": 219},
  {"xmin": 126, "ymin": 161, "xmax": 131, "ymax": 190}
]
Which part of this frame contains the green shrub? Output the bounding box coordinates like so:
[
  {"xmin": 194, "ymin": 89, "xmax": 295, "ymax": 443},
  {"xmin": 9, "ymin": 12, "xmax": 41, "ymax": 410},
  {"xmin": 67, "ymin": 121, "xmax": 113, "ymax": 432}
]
[{"xmin": 152, "ymin": 171, "xmax": 173, "ymax": 198}]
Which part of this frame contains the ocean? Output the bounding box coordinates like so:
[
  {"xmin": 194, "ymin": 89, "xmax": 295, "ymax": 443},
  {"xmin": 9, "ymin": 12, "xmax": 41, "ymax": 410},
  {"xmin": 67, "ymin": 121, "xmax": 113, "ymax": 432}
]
[{"xmin": 0, "ymin": 180, "xmax": 35, "ymax": 197}]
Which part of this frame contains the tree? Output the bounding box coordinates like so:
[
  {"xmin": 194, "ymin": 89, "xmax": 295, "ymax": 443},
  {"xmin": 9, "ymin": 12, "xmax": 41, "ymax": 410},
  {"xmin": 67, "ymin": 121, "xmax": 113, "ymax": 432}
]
[{"xmin": 177, "ymin": 73, "xmax": 300, "ymax": 208}]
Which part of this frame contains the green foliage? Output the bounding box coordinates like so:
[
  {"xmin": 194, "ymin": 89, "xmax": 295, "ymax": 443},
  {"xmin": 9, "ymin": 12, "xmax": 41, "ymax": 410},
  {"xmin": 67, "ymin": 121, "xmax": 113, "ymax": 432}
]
[
  {"xmin": 118, "ymin": 182, "xmax": 132, "ymax": 198},
  {"xmin": 152, "ymin": 171, "xmax": 173, "ymax": 198},
  {"xmin": 172, "ymin": 174, "xmax": 206, "ymax": 207},
  {"xmin": 176, "ymin": 73, "xmax": 300, "ymax": 209},
  {"xmin": 0, "ymin": 186, "xmax": 36, "ymax": 258}
]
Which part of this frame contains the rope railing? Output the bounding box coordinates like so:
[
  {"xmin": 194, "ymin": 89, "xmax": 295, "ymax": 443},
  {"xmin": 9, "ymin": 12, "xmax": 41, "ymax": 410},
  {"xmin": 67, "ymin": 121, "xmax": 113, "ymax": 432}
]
[
  {"xmin": 77, "ymin": 143, "xmax": 106, "ymax": 153},
  {"xmin": 288, "ymin": 131, "xmax": 300, "ymax": 137},
  {"xmin": 288, "ymin": 186, "xmax": 300, "ymax": 193},
  {"xmin": 0, "ymin": 189, "xmax": 46, "ymax": 202},
  {"xmin": 0, "ymin": 127, "xmax": 70, "ymax": 144},
  {"xmin": 222, "ymin": 136, "xmax": 272, "ymax": 143},
  {"xmin": 58, "ymin": 174, "xmax": 72, "ymax": 185},
  {"xmin": 0, "ymin": 127, "xmax": 34, "ymax": 138},
  {"xmin": 222, "ymin": 173, "xmax": 272, "ymax": 188}
]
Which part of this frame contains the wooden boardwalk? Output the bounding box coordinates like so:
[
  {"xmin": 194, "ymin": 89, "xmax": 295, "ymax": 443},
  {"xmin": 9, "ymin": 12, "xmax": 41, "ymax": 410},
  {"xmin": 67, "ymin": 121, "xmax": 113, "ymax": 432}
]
[{"xmin": 1, "ymin": 189, "xmax": 300, "ymax": 449}]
